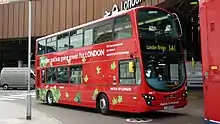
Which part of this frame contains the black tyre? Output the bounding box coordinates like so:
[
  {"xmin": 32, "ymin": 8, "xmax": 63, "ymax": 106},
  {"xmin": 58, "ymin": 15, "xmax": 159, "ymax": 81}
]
[
  {"xmin": 46, "ymin": 91, "xmax": 54, "ymax": 105},
  {"xmin": 98, "ymin": 93, "xmax": 110, "ymax": 115},
  {"xmin": 2, "ymin": 84, "xmax": 9, "ymax": 90}
]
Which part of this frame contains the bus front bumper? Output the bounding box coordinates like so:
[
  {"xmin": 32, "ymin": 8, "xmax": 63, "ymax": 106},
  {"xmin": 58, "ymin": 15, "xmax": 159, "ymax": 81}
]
[{"xmin": 135, "ymin": 97, "xmax": 187, "ymax": 113}]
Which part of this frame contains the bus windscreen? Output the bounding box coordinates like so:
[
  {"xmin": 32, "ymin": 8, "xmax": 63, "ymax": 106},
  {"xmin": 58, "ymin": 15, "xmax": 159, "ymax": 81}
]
[{"xmin": 137, "ymin": 8, "xmax": 186, "ymax": 92}]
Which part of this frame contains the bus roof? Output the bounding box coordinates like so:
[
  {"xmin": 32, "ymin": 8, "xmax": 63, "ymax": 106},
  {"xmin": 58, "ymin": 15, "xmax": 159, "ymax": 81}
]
[{"xmin": 36, "ymin": 5, "xmax": 166, "ymax": 42}]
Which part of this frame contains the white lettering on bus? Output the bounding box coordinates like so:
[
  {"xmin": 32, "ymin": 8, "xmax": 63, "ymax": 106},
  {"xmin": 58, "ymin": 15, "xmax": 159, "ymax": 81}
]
[
  {"xmin": 160, "ymin": 101, "xmax": 179, "ymax": 106},
  {"xmin": 69, "ymin": 54, "xmax": 79, "ymax": 60},
  {"xmin": 110, "ymin": 87, "xmax": 132, "ymax": 91},
  {"xmin": 106, "ymin": 43, "xmax": 124, "ymax": 48},
  {"xmin": 106, "ymin": 51, "xmax": 130, "ymax": 57},
  {"xmin": 48, "ymin": 49, "xmax": 105, "ymax": 63},
  {"xmin": 106, "ymin": 48, "xmax": 116, "ymax": 52},
  {"xmin": 79, "ymin": 49, "xmax": 105, "ymax": 58}
]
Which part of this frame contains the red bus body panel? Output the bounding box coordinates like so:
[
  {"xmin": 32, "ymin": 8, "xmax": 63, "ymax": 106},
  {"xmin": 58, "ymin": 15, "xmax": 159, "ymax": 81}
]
[
  {"xmin": 200, "ymin": 0, "xmax": 220, "ymax": 123},
  {"xmin": 35, "ymin": 6, "xmax": 187, "ymax": 113}
]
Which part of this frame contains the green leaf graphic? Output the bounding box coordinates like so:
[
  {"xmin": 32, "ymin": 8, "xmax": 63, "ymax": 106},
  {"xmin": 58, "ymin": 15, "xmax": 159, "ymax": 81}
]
[
  {"xmin": 117, "ymin": 96, "xmax": 123, "ymax": 103},
  {"xmin": 50, "ymin": 87, "xmax": 61, "ymax": 103},
  {"xmin": 74, "ymin": 92, "xmax": 82, "ymax": 103}
]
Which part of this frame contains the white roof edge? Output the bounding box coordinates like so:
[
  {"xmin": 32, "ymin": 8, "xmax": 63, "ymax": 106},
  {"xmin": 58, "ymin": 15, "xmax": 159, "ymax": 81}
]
[{"xmin": 36, "ymin": 6, "xmax": 148, "ymax": 42}]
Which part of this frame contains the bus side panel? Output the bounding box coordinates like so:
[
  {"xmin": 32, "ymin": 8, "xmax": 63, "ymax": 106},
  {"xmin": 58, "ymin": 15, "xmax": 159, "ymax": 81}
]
[
  {"xmin": 79, "ymin": 60, "xmax": 119, "ymax": 108},
  {"xmin": 200, "ymin": 0, "xmax": 220, "ymax": 123}
]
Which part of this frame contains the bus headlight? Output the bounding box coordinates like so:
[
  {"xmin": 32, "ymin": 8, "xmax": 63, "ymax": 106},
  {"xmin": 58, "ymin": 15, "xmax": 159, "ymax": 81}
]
[
  {"xmin": 183, "ymin": 91, "xmax": 188, "ymax": 98},
  {"xmin": 143, "ymin": 94, "xmax": 155, "ymax": 100},
  {"xmin": 142, "ymin": 94, "xmax": 155, "ymax": 106}
]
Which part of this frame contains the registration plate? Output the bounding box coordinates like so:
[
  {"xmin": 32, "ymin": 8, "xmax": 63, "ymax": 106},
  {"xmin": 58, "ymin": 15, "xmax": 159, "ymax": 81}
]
[{"xmin": 164, "ymin": 105, "xmax": 174, "ymax": 110}]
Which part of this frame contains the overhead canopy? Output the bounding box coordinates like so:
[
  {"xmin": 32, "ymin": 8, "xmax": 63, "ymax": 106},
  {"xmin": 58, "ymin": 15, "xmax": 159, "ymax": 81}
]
[
  {"xmin": 157, "ymin": 0, "xmax": 183, "ymax": 9},
  {"xmin": 157, "ymin": 0, "xmax": 198, "ymax": 22}
]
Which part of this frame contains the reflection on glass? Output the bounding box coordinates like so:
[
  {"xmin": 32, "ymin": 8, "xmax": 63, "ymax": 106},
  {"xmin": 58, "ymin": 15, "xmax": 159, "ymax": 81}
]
[
  {"xmin": 138, "ymin": 8, "xmax": 185, "ymax": 91},
  {"xmin": 143, "ymin": 53, "xmax": 185, "ymax": 91},
  {"xmin": 46, "ymin": 37, "xmax": 57, "ymax": 53},
  {"xmin": 137, "ymin": 8, "xmax": 179, "ymax": 39},
  {"xmin": 38, "ymin": 40, "xmax": 46, "ymax": 55}
]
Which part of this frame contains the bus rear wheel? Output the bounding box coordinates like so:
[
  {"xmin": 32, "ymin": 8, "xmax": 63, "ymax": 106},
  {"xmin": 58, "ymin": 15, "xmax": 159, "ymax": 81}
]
[
  {"xmin": 98, "ymin": 93, "xmax": 110, "ymax": 115},
  {"xmin": 46, "ymin": 91, "xmax": 54, "ymax": 105}
]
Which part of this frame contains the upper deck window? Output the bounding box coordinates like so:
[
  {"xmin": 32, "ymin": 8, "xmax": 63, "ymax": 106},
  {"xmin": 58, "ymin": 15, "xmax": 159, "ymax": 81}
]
[
  {"xmin": 137, "ymin": 8, "xmax": 179, "ymax": 40},
  {"xmin": 114, "ymin": 15, "xmax": 132, "ymax": 40},
  {"xmin": 94, "ymin": 23, "xmax": 113, "ymax": 44},
  {"xmin": 46, "ymin": 37, "xmax": 57, "ymax": 53},
  {"xmin": 58, "ymin": 33, "xmax": 70, "ymax": 51},
  {"xmin": 38, "ymin": 39, "xmax": 46, "ymax": 55},
  {"xmin": 84, "ymin": 29, "xmax": 93, "ymax": 46},
  {"xmin": 70, "ymin": 29, "xmax": 83, "ymax": 48}
]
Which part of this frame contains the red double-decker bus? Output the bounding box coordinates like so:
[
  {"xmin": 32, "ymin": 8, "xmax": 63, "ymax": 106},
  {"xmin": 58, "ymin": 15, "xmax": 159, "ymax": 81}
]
[
  {"xmin": 35, "ymin": 5, "xmax": 187, "ymax": 114},
  {"xmin": 200, "ymin": 0, "xmax": 220, "ymax": 123}
]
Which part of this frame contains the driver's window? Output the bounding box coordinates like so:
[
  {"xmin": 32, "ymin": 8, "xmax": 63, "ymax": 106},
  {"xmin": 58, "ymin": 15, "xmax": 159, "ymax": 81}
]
[{"xmin": 119, "ymin": 60, "xmax": 135, "ymax": 85}]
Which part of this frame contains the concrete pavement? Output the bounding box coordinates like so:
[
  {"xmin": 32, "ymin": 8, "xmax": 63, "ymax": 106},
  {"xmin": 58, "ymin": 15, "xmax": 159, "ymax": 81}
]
[{"xmin": 0, "ymin": 101, "xmax": 62, "ymax": 124}]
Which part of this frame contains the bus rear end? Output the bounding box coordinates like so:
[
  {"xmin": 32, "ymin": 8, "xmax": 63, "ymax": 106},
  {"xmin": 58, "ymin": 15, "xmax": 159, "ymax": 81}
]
[
  {"xmin": 200, "ymin": 0, "xmax": 220, "ymax": 123},
  {"xmin": 134, "ymin": 7, "xmax": 187, "ymax": 112}
]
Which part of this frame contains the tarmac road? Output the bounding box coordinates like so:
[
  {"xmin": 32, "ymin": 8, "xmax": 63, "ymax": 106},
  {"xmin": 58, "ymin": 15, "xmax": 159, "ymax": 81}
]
[{"xmin": 0, "ymin": 89, "xmax": 204, "ymax": 124}]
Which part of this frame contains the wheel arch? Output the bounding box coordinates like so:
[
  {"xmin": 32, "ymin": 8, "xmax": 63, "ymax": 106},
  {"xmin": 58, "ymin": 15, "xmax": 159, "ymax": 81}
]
[{"xmin": 96, "ymin": 92, "xmax": 109, "ymax": 104}]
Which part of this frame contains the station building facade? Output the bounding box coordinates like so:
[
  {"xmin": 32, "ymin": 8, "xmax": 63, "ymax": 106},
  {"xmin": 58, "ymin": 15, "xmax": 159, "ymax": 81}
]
[{"xmin": 0, "ymin": 0, "xmax": 199, "ymax": 70}]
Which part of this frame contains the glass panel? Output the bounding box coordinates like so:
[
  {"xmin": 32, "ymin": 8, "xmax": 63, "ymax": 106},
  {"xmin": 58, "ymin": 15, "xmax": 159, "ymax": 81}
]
[
  {"xmin": 58, "ymin": 33, "xmax": 69, "ymax": 51},
  {"xmin": 41, "ymin": 69, "xmax": 45, "ymax": 83},
  {"xmin": 114, "ymin": 15, "xmax": 132, "ymax": 40},
  {"xmin": 94, "ymin": 24, "xmax": 113, "ymax": 44},
  {"xmin": 38, "ymin": 39, "xmax": 46, "ymax": 55},
  {"xmin": 57, "ymin": 66, "xmax": 69, "ymax": 83},
  {"xmin": 46, "ymin": 67, "xmax": 57, "ymax": 84},
  {"xmin": 119, "ymin": 60, "xmax": 135, "ymax": 85},
  {"xmin": 135, "ymin": 60, "xmax": 141, "ymax": 84},
  {"xmin": 143, "ymin": 53, "xmax": 185, "ymax": 91},
  {"xmin": 84, "ymin": 29, "xmax": 93, "ymax": 46},
  {"xmin": 46, "ymin": 37, "xmax": 57, "ymax": 53},
  {"xmin": 137, "ymin": 8, "xmax": 179, "ymax": 39},
  {"xmin": 70, "ymin": 66, "xmax": 82, "ymax": 84},
  {"xmin": 70, "ymin": 30, "xmax": 83, "ymax": 48}
]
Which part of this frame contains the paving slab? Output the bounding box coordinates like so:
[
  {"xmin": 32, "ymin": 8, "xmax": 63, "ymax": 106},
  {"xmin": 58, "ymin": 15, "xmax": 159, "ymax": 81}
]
[{"xmin": 0, "ymin": 101, "xmax": 62, "ymax": 124}]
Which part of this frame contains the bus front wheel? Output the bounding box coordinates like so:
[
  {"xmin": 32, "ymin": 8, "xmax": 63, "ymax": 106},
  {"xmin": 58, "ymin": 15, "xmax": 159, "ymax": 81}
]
[
  {"xmin": 46, "ymin": 91, "xmax": 54, "ymax": 105},
  {"xmin": 98, "ymin": 93, "xmax": 110, "ymax": 115},
  {"xmin": 2, "ymin": 84, "xmax": 9, "ymax": 90}
]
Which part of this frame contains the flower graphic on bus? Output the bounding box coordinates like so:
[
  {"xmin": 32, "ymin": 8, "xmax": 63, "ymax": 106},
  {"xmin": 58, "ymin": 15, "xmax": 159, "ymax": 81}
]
[
  {"xmin": 96, "ymin": 66, "xmax": 101, "ymax": 75},
  {"xmin": 92, "ymin": 88, "xmax": 99, "ymax": 100},
  {"xmin": 84, "ymin": 75, "xmax": 89, "ymax": 83},
  {"xmin": 111, "ymin": 61, "xmax": 116, "ymax": 70},
  {"xmin": 112, "ymin": 97, "xmax": 118, "ymax": 105},
  {"xmin": 117, "ymin": 96, "xmax": 123, "ymax": 103},
  {"xmin": 112, "ymin": 96, "xmax": 123, "ymax": 105},
  {"xmin": 40, "ymin": 56, "xmax": 49, "ymax": 67},
  {"xmin": 65, "ymin": 92, "xmax": 69, "ymax": 98},
  {"xmin": 74, "ymin": 92, "xmax": 82, "ymax": 103}
]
